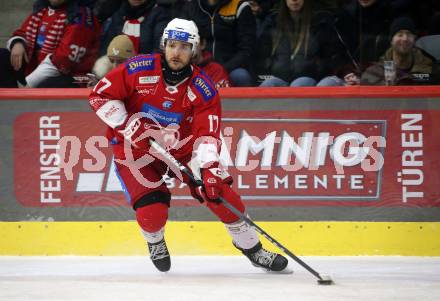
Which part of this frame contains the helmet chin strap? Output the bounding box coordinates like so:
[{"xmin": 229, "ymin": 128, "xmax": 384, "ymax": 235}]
[{"xmin": 161, "ymin": 57, "xmax": 193, "ymax": 85}]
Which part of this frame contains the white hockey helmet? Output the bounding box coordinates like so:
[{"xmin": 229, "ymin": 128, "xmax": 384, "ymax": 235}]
[{"xmin": 161, "ymin": 18, "xmax": 200, "ymax": 55}]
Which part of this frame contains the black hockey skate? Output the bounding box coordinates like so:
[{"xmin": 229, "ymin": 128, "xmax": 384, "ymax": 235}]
[
  {"xmin": 235, "ymin": 242, "xmax": 288, "ymax": 272},
  {"xmin": 147, "ymin": 239, "xmax": 171, "ymax": 272}
]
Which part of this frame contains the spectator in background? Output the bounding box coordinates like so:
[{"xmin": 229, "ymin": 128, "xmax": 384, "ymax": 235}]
[
  {"xmin": 99, "ymin": 0, "xmax": 171, "ymax": 57},
  {"xmin": 93, "ymin": 0, "xmax": 123, "ymax": 23},
  {"xmin": 246, "ymin": 0, "xmax": 275, "ymax": 82},
  {"xmin": 193, "ymin": 36, "xmax": 231, "ymax": 88},
  {"xmin": 247, "ymin": 0, "xmax": 275, "ymax": 39},
  {"xmin": 333, "ymin": 0, "xmax": 398, "ymax": 86},
  {"xmin": 88, "ymin": 34, "xmax": 135, "ymax": 86},
  {"xmin": 258, "ymin": 0, "xmax": 344, "ymax": 87},
  {"xmin": 181, "ymin": 0, "xmax": 257, "ymax": 86},
  {"xmin": 0, "ymin": 0, "xmax": 101, "ymax": 88},
  {"xmin": 361, "ymin": 17, "xmax": 438, "ymax": 85}
]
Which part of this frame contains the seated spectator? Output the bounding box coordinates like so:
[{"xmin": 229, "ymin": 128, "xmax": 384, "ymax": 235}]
[
  {"xmin": 361, "ymin": 17, "xmax": 439, "ymax": 85},
  {"xmin": 259, "ymin": 0, "xmax": 344, "ymax": 87},
  {"xmin": 88, "ymin": 34, "xmax": 135, "ymax": 86},
  {"xmin": 181, "ymin": 0, "xmax": 257, "ymax": 86},
  {"xmin": 333, "ymin": 0, "xmax": 397, "ymax": 86},
  {"xmin": 99, "ymin": 0, "xmax": 171, "ymax": 57},
  {"xmin": 193, "ymin": 37, "xmax": 231, "ymax": 88},
  {"xmin": 247, "ymin": 0, "xmax": 275, "ymax": 83},
  {"xmin": 0, "ymin": 0, "xmax": 101, "ymax": 88}
]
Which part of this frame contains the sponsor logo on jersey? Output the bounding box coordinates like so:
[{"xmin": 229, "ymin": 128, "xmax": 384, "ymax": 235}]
[
  {"xmin": 166, "ymin": 86, "xmax": 178, "ymax": 94},
  {"xmin": 162, "ymin": 100, "xmax": 173, "ymax": 110},
  {"xmin": 141, "ymin": 103, "xmax": 183, "ymax": 125},
  {"xmin": 135, "ymin": 85, "xmax": 158, "ymax": 96},
  {"xmin": 187, "ymin": 87, "xmax": 196, "ymax": 102},
  {"xmin": 193, "ymin": 76, "xmax": 216, "ymax": 102},
  {"xmin": 126, "ymin": 57, "xmax": 154, "ymax": 75},
  {"xmin": 104, "ymin": 104, "xmax": 120, "ymax": 119},
  {"xmin": 139, "ymin": 76, "xmax": 160, "ymax": 84}
]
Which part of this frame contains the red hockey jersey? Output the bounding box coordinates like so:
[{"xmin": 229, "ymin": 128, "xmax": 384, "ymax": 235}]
[
  {"xmin": 8, "ymin": 5, "xmax": 100, "ymax": 76},
  {"xmin": 89, "ymin": 53, "xmax": 222, "ymax": 162}
]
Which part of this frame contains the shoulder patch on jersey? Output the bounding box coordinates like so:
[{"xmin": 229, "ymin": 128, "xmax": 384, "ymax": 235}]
[
  {"xmin": 192, "ymin": 74, "xmax": 216, "ymax": 102},
  {"xmin": 126, "ymin": 56, "xmax": 155, "ymax": 75}
]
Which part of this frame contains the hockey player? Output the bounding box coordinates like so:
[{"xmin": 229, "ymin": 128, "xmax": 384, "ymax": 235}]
[{"xmin": 88, "ymin": 18, "xmax": 288, "ymax": 273}]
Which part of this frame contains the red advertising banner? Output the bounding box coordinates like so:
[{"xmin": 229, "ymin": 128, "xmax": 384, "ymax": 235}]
[{"xmin": 13, "ymin": 110, "xmax": 440, "ymax": 207}]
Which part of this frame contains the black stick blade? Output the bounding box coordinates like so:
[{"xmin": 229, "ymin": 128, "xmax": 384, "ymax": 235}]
[{"xmin": 317, "ymin": 275, "xmax": 334, "ymax": 285}]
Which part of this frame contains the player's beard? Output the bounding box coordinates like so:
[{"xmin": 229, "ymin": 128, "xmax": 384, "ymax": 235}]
[
  {"xmin": 162, "ymin": 57, "xmax": 193, "ymax": 85},
  {"xmin": 167, "ymin": 54, "xmax": 191, "ymax": 71},
  {"xmin": 168, "ymin": 58, "xmax": 185, "ymax": 71}
]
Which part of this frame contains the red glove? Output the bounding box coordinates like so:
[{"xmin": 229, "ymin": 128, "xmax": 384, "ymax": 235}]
[
  {"xmin": 189, "ymin": 180, "xmax": 222, "ymax": 204},
  {"xmin": 188, "ymin": 162, "xmax": 233, "ymax": 203},
  {"xmin": 189, "ymin": 184, "xmax": 207, "ymax": 203},
  {"xmin": 201, "ymin": 162, "xmax": 223, "ymax": 201},
  {"xmin": 115, "ymin": 117, "xmax": 151, "ymax": 150}
]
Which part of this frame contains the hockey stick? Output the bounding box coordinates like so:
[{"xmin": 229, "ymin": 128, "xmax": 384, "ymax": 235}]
[{"xmin": 149, "ymin": 139, "xmax": 334, "ymax": 285}]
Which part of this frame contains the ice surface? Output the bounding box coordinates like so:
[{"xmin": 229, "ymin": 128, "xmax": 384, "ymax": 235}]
[{"xmin": 0, "ymin": 256, "xmax": 439, "ymax": 301}]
